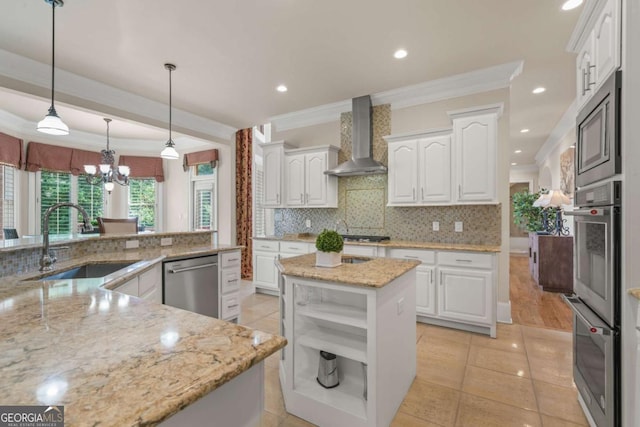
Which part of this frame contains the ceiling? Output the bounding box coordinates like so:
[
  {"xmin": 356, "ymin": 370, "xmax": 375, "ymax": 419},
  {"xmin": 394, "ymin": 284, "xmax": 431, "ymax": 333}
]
[{"xmin": 0, "ymin": 0, "xmax": 581, "ymax": 163}]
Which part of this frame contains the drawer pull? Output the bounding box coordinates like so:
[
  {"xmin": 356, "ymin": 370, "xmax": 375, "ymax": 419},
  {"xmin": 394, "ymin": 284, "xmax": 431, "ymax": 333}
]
[
  {"xmin": 287, "ymin": 247, "xmax": 299, "ymax": 250},
  {"xmin": 260, "ymin": 245, "xmax": 272, "ymax": 249},
  {"xmin": 227, "ymin": 258, "xmax": 239, "ymax": 262},
  {"xmin": 455, "ymin": 259, "xmax": 472, "ymax": 263},
  {"xmin": 227, "ymin": 279, "xmax": 238, "ymax": 283},
  {"xmin": 404, "ymin": 255, "xmax": 419, "ymax": 259},
  {"xmin": 227, "ymin": 304, "xmax": 239, "ymax": 309}
]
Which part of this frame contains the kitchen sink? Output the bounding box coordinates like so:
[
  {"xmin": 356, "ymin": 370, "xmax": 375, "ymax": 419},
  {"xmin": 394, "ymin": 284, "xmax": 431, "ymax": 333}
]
[
  {"xmin": 341, "ymin": 235, "xmax": 390, "ymax": 243},
  {"xmin": 30, "ymin": 262, "xmax": 137, "ymax": 281},
  {"xmin": 341, "ymin": 256, "xmax": 373, "ymax": 264}
]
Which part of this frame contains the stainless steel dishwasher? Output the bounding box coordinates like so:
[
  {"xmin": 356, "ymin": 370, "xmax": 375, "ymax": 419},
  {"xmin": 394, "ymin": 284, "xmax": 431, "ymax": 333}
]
[{"xmin": 163, "ymin": 255, "xmax": 218, "ymax": 318}]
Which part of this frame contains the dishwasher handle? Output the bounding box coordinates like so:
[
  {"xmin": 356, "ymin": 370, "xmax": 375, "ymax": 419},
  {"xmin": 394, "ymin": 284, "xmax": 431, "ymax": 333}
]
[{"xmin": 168, "ymin": 262, "xmax": 217, "ymax": 274}]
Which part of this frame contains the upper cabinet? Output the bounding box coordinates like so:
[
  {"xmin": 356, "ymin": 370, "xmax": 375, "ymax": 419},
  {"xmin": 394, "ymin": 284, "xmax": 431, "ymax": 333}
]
[
  {"xmin": 385, "ymin": 104, "xmax": 501, "ymax": 206},
  {"xmin": 263, "ymin": 142, "xmax": 339, "ymax": 209},
  {"xmin": 571, "ymin": 0, "xmax": 621, "ymax": 109},
  {"xmin": 285, "ymin": 146, "xmax": 339, "ymax": 208}
]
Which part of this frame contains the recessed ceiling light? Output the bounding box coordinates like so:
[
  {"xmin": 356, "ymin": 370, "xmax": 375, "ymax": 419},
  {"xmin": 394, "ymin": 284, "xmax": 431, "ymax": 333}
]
[
  {"xmin": 520, "ymin": 128, "xmax": 530, "ymax": 133},
  {"xmin": 515, "ymin": 149, "xmax": 522, "ymax": 154},
  {"xmin": 276, "ymin": 85, "xmax": 288, "ymax": 93},
  {"xmin": 393, "ymin": 49, "xmax": 408, "ymax": 59},
  {"xmin": 532, "ymin": 87, "xmax": 546, "ymax": 94},
  {"xmin": 570, "ymin": 144, "xmax": 576, "ymax": 148},
  {"xmin": 511, "ymin": 162, "xmax": 517, "ymax": 166},
  {"xmin": 562, "ymin": 0, "xmax": 583, "ymax": 11}
]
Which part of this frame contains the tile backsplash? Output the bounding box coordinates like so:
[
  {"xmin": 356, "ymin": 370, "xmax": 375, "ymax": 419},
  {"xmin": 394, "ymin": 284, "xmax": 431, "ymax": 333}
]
[{"xmin": 274, "ymin": 104, "xmax": 501, "ymax": 245}]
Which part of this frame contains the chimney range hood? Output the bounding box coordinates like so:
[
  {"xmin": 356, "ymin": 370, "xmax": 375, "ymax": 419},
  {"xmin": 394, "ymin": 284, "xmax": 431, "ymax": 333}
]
[{"xmin": 324, "ymin": 95, "xmax": 387, "ymax": 176}]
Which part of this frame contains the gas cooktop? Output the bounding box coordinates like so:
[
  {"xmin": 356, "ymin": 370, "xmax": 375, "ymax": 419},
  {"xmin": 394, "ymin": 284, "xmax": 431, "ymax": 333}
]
[{"xmin": 341, "ymin": 235, "xmax": 391, "ymax": 243}]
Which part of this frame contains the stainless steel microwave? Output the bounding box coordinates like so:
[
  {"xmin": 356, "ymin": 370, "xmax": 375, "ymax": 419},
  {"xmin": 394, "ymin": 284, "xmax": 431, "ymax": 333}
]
[{"xmin": 575, "ymin": 70, "xmax": 621, "ymax": 188}]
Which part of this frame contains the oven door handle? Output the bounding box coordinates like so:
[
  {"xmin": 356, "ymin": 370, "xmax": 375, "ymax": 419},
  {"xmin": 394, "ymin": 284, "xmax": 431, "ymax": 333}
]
[
  {"xmin": 563, "ymin": 208, "xmax": 609, "ymax": 217},
  {"xmin": 562, "ymin": 295, "xmax": 612, "ymax": 335}
]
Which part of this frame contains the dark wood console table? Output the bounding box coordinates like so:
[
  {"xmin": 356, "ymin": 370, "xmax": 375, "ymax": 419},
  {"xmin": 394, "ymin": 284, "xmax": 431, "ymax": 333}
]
[{"xmin": 528, "ymin": 233, "xmax": 574, "ymax": 293}]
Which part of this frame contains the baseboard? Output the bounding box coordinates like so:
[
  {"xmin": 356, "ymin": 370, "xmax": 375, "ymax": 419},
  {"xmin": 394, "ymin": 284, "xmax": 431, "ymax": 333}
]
[{"xmin": 497, "ymin": 301, "xmax": 512, "ymax": 324}]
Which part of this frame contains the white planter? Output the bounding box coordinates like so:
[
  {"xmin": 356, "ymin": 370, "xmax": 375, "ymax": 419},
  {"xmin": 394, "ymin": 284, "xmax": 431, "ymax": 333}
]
[{"xmin": 315, "ymin": 251, "xmax": 342, "ymax": 268}]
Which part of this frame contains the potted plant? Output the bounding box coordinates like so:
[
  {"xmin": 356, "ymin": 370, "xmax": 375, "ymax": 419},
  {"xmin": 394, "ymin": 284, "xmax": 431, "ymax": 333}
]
[
  {"xmin": 315, "ymin": 229, "xmax": 344, "ymax": 268},
  {"xmin": 512, "ymin": 189, "xmax": 556, "ymax": 233}
]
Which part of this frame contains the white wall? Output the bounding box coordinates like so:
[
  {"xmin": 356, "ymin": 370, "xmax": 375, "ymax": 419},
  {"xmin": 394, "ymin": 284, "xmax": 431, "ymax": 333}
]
[{"xmin": 536, "ymin": 129, "xmax": 575, "ymax": 192}]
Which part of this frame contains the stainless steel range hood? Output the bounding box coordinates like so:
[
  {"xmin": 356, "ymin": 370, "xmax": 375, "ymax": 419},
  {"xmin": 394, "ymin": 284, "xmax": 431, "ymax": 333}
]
[{"xmin": 324, "ymin": 95, "xmax": 387, "ymax": 176}]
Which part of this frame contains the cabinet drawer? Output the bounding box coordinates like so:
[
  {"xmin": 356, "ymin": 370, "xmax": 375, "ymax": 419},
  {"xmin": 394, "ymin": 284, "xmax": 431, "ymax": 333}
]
[
  {"xmin": 279, "ymin": 241, "xmax": 309, "ymax": 254},
  {"xmin": 221, "ymin": 293, "xmax": 241, "ymax": 319},
  {"xmin": 221, "ymin": 251, "xmax": 241, "ymax": 268},
  {"xmin": 388, "ymin": 248, "xmax": 435, "ymax": 264},
  {"xmin": 138, "ymin": 265, "xmax": 161, "ymax": 296},
  {"xmin": 253, "ymin": 240, "xmax": 280, "ymax": 252},
  {"xmin": 343, "ymin": 244, "xmax": 377, "ymax": 257},
  {"xmin": 438, "ymin": 251, "xmax": 493, "ymax": 269},
  {"xmin": 221, "ymin": 268, "xmax": 241, "ymax": 294}
]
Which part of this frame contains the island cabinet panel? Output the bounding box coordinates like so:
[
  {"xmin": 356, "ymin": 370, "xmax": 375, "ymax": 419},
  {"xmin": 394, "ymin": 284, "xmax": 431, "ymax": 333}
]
[
  {"xmin": 112, "ymin": 263, "xmax": 162, "ymax": 304},
  {"xmin": 280, "ymin": 272, "xmax": 416, "ymax": 427}
]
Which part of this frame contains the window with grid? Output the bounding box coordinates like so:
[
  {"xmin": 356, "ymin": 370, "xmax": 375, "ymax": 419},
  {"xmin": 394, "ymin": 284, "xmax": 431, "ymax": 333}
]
[
  {"xmin": 40, "ymin": 171, "xmax": 72, "ymax": 234},
  {"xmin": 191, "ymin": 165, "xmax": 216, "ymax": 231},
  {"xmin": 1, "ymin": 166, "xmax": 16, "ymax": 238},
  {"xmin": 128, "ymin": 178, "xmax": 156, "ymax": 231},
  {"xmin": 77, "ymin": 178, "xmax": 103, "ymax": 227}
]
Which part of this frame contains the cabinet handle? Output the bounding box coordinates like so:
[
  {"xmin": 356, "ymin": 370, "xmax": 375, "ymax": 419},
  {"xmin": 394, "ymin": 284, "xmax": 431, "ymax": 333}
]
[
  {"xmin": 421, "ymin": 187, "xmax": 424, "ymax": 200},
  {"xmin": 228, "ymin": 258, "xmax": 239, "ymax": 262},
  {"xmin": 529, "ymin": 247, "xmax": 532, "ymax": 257},
  {"xmin": 287, "ymin": 247, "xmax": 299, "ymax": 250},
  {"xmin": 277, "ymin": 194, "xmax": 280, "ymax": 204},
  {"xmin": 413, "ymin": 188, "xmax": 416, "ymax": 200},
  {"xmin": 440, "ymin": 271, "xmax": 443, "ymax": 284},
  {"xmin": 261, "ymin": 245, "xmax": 271, "ymax": 249},
  {"xmin": 300, "ymin": 193, "xmax": 304, "ymax": 204},
  {"xmin": 533, "ymin": 252, "xmax": 537, "ymax": 263},
  {"xmin": 227, "ymin": 304, "xmax": 239, "ymax": 309},
  {"xmin": 430, "ymin": 269, "xmax": 433, "ymax": 284},
  {"xmin": 306, "ymin": 193, "xmax": 309, "ymax": 204},
  {"xmin": 582, "ymin": 68, "xmax": 588, "ymax": 96},
  {"xmin": 227, "ymin": 279, "xmax": 238, "ymax": 283},
  {"xmin": 458, "ymin": 185, "xmax": 462, "ymax": 199},
  {"xmin": 404, "ymin": 255, "xmax": 419, "ymax": 259},
  {"xmin": 455, "ymin": 259, "xmax": 472, "ymax": 263},
  {"xmin": 587, "ymin": 62, "xmax": 596, "ymax": 89}
]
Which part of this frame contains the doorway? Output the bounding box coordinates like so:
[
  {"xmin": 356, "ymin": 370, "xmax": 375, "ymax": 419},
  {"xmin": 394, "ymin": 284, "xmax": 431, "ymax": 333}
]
[{"xmin": 509, "ymin": 181, "xmax": 531, "ymax": 254}]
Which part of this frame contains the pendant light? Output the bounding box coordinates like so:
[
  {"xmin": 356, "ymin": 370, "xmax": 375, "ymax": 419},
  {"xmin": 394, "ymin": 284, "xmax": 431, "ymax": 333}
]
[
  {"xmin": 161, "ymin": 63, "xmax": 179, "ymax": 160},
  {"xmin": 37, "ymin": 0, "xmax": 69, "ymax": 136}
]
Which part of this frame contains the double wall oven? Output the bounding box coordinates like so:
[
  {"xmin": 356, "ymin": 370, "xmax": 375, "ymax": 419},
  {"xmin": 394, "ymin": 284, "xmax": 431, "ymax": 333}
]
[{"xmin": 564, "ymin": 70, "xmax": 622, "ymax": 427}]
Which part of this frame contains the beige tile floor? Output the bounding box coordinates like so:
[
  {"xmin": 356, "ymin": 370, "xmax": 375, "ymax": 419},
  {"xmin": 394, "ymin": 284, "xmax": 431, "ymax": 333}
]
[{"xmin": 238, "ymin": 281, "xmax": 588, "ymax": 427}]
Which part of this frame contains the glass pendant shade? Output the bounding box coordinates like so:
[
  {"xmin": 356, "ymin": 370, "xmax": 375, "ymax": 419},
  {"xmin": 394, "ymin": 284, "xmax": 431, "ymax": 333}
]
[
  {"xmin": 84, "ymin": 165, "xmax": 97, "ymax": 175},
  {"xmin": 37, "ymin": 110, "xmax": 69, "ymax": 136},
  {"xmin": 104, "ymin": 182, "xmax": 115, "ymax": 193},
  {"xmin": 118, "ymin": 165, "xmax": 130, "ymax": 176},
  {"xmin": 161, "ymin": 142, "xmax": 179, "ymax": 160}
]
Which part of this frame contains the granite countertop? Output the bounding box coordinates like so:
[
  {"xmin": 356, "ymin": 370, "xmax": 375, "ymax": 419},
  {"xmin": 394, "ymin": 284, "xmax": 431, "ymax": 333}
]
[
  {"xmin": 629, "ymin": 288, "xmax": 640, "ymax": 301},
  {"xmin": 253, "ymin": 235, "xmax": 500, "ymax": 253},
  {"xmin": 0, "ymin": 244, "xmax": 286, "ymax": 426},
  {"xmin": 277, "ymin": 253, "xmax": 421, "ymax": 288}
]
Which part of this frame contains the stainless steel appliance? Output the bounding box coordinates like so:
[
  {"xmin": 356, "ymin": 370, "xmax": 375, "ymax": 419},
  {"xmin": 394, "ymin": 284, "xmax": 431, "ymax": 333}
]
[
  {"xmin": 163, "ymin": 255, "xmax": 219, "ymax": 318},
  {"xmin": 564, "ymin": 181, "xmax": 621, "ymax": 427},
  {"xmin": 575, "ymin": 70, "xmax": 621, "ymax": 187},
  {"xmin": 317, "ymin": 351, "xmax": 339, "ymax": 388}
]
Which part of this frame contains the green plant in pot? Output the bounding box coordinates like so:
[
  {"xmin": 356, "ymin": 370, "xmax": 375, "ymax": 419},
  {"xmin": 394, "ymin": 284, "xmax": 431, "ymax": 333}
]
[
  {"xmin": 315, "ymin": 229, "xmax": 344, "ymax": 268},
  {"xmin": 512, "ymin": 189, "xmax": 556, "ymax": 234}
]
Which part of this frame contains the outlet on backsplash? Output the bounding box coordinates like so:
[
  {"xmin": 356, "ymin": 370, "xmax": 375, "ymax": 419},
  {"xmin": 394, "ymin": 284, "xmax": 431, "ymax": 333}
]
[
  {"xmin": 432, "ymin": 221, "xmax": 440, "ymax": 231},
  {"xmin": 454, "ymin": 221, "xmax": 463, "ymax": 232},
  {"xmin": 305, "ymin": 219, "xmax": 311, "ymax": 228}
]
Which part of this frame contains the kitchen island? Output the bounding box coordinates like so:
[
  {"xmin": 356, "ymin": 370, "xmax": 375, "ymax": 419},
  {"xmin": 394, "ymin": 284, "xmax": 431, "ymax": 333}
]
[
  {"xmin": 277, "ymin": 253, "xmax": 420, "ymax": 427},
  {"xmin": 0, "ymin": 242, "xmax": 286, "ymax": 426}
]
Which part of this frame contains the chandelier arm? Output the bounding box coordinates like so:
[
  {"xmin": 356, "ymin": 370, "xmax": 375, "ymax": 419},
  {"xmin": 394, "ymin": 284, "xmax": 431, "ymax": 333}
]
[{"xmin": 84, "ymin": 174, "xmax": 103, "ymax": 186}]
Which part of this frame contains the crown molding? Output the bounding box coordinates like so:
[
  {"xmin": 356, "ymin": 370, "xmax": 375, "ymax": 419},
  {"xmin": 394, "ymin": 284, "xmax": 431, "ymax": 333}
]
[
  {"xmin": 0, "ymin": 49, "xmax": 237, "ymax": 141},
  {"xmin": 566, "ymin": 0, "xmax": 607, "ymax": 53},
  {"xmin": 383, "ymin": 127, "xmax": 453, "ymax": 143},
  {"xmin": 270, "ymin": 61, "xmax": 522, "ymax": 132},
  {"xmin": 447, "ymin": 103, "xmax": 504, "ymax": 120},
  {"xmin": 535, "ymin": 98, "xmax": 577, "ymax": 166}
]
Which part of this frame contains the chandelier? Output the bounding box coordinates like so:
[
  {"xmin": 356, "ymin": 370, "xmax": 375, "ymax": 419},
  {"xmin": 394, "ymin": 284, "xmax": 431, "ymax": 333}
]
[{"xmin": 83, "ymin": 118, "xmax": 130, "ymax": 193}]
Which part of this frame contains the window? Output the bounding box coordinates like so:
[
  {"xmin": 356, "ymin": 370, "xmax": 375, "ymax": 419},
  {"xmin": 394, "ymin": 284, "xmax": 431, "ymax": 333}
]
[
  {"xmin": 129, "ymin": 179, "xmax": 156, "ymax": 231},
  {"xmin": 40, "ymin": 171, "xmax": 72, "ymax": 234},
  {"xmin": 190, "ymin": 165, "xmax": 216, "ymax": 231},
  {"xmin": 77, "ymin": 178, "xmax": 103, "ymax": 226},
  {"xmin": 1, "ymin": 166, "xmax": 16, "ymax": 238}
]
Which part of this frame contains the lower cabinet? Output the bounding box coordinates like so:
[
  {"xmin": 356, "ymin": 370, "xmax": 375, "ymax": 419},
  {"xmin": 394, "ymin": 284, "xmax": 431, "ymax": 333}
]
[
  {"xmin": 113, "ymin": 263, "xmax": 162, "ymax": 304},
  {"xmin": 438, "ymin": 267, "xmax": 493, "ymax": 326},
  {"xmin": 416, "ymin": 265, "xmax": 436, "ymax": 316},
  {"xmin": 253, "ymin": 240, "xmax": 312, "ymax": 295},
  {"xmin": 219, "ymin": 250, "xmax": 242, "ymax": 321}
]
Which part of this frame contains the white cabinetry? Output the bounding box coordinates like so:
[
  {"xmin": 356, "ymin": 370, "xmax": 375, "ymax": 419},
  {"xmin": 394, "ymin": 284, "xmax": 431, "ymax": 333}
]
[
  {"xmin": 253, "ymin": 239, "xmax": 313, "ymax": 295},
  {"xmin": 418, "ymin": 135, "xmax": 452, "ymax": 203},
  {"xmin": 280, "ymin": 273, "xmax": 416, "ymax": 427},
  {"xmin": 387, "ymin": 139, "xmax": 417, "ymax": 204},
  {"xmin": 113, "ymin": 263, "xmax": 162, "ymax": 304},
  {"xmin": 388, "ymin": 248, "xmax": 496, "ymax": 337},
  {"xmin": 262, "ymin": 141, "xmax": 292, "ymax": 208},
  {"xmin": 284, "ymin": 146, "xmax": 339, "ymax": 208},
  {"xmin": 570, "ymin": 0, "xmax": 621, "ymax": 109},
  {"xmin": 219, "ymin": 250, "xmax": 241, "ymax": 321}
]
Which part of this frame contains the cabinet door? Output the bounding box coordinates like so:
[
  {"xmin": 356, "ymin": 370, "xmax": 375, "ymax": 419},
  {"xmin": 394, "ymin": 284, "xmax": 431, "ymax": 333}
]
[
  {"xmin": 253, "ymin": 251, "xmax": 279, "ymax": 290},
  {"xmin": 416, "ymin": 265, "xmax": 436, "ymax": 316},
  {"xmin": 418, "ymin": 136, "xmax": 451, "ymax": 203},
  {"xmin": 285, "ymin": 154, "xmax": 306, "ymax": 206},
  {"xmin": 438, "ymin": 267, "xmax": 493, "ymax": 326},
  {"xmin": 305, "ymin": 151, "xmax": 328, "ymax": 206},
  {"xmin": 115, "ymin": 277, "xmax": 139, "ymax": 297},
  {"xmin": 454, "ymin": 114, "xmax": 496, "ymax": 202},
  {"xmin": 594, "ymin": 0, "xmax": 620, "ymax": 86},
  {"xmin": 388, "ymin": 140, "xmax": 418, "ymax": 204},
  {"xmin": 263, "ymin": 147, "xmax": 283, "ymax": 207},
  {"xmin": 576, "ymin": 32, "xmax": 595, "ymax": 109},
  {"xmin": 138, "ymin": 264, "xmax": 162, "ymax": 304}
]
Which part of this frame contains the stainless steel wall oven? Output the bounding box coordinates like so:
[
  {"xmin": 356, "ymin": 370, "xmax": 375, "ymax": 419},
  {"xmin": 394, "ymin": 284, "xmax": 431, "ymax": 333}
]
[{"xmin": 564, "ymin": 181, "xmax": 621, "ymax": 427}]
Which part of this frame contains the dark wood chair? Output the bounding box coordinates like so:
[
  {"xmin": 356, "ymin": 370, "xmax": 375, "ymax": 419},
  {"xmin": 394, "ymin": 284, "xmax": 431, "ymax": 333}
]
[
  {"xmin": 96, "ymin": 217, "xmax": 138, "ymax": 234},
  {"xmin": 3, "ymin": 228, "xmax": 18, "ymax": 239}
]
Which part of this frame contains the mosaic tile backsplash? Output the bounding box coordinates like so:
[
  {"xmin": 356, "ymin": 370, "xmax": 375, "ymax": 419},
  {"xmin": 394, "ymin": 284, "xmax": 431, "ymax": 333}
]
[{"xmin": 274, "ymin": 104, "xmax": 502, "ymax": 245}]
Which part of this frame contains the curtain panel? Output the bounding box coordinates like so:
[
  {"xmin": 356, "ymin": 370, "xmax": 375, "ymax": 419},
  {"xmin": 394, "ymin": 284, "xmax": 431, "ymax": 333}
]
[
  {"xmin": 25, "ymin": 142, "xmax": 73, "ymax": 173},
  {"xmin": 70, "ymin": 148, "xmax": 102, "ymax": 176},
  {"xmin": 235, "ymin": 129, "xmax": 252, "ymax": 279},
  {"xmin": 119, "ymin": 155, "xmax": 165, "ymax": 182},
  {"xmin": 0, "ymin": 132, "xmax": 24, "ymax": 169},
  {"xmin": 183, "ymin": 149, "xmax": 219, "ymax": 171}
]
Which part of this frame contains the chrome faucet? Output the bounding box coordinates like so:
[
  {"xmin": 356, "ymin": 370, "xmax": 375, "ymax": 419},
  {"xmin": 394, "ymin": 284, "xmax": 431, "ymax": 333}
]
[
  {"xmin": 40, "ymin": 202, "xmax": 93, "ymax": 272},
  {"xmin": 335, "ymin": 218, "xmax": 349, "ymax": 235}
]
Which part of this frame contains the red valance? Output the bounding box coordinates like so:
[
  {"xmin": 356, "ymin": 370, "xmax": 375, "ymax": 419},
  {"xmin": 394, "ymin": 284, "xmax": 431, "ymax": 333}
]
[
  {"xmin": 119, "ymin": 155, "xmax": 165, "ymax": 182},
  {"xmin": 25, "ymin": 142, "xmax": 73, "ymax": 173},
  {"xmin": 0, "ymin": 132, "xmax": 24, "ymax": 169},
  {"xmin": 183, "ymin": 149, "xmax": 219, "ymax": 172},
  {"xmin": 70, "ymin": 148, "xmax": 102, "ymax": 176}
]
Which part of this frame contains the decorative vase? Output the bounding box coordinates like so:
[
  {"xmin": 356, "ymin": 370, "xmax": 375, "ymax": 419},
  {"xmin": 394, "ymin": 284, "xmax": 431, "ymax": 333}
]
[{"xmin": 315, "ymin": 251, "xmax": 342, "ymax": 268}]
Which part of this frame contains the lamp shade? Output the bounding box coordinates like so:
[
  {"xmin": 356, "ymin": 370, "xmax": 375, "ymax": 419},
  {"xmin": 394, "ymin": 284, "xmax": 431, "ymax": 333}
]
[
  {"xmin": 161, "ymin": 144, "xmax": 179, "ymax": 160},
  {"xmin": 37, "ymin": 113, "xmax": 69, "ymax": 136},
  {"xmin": 534, "ymin": 189, "xmax": 570, "ymax": 208}
]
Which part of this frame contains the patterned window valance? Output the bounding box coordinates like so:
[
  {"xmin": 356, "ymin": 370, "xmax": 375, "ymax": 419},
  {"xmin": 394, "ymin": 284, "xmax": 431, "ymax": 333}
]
[
  {"xmin": 0, "ymin": 132, "xmax": 24, "ymax": 169},
  {"xmin": 119, "ymin": 155, "xmax": 165, "ymax": 182},
  {"xmin": 183, "ymin": 149, "xmax": 219, "ymax": 172}
]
